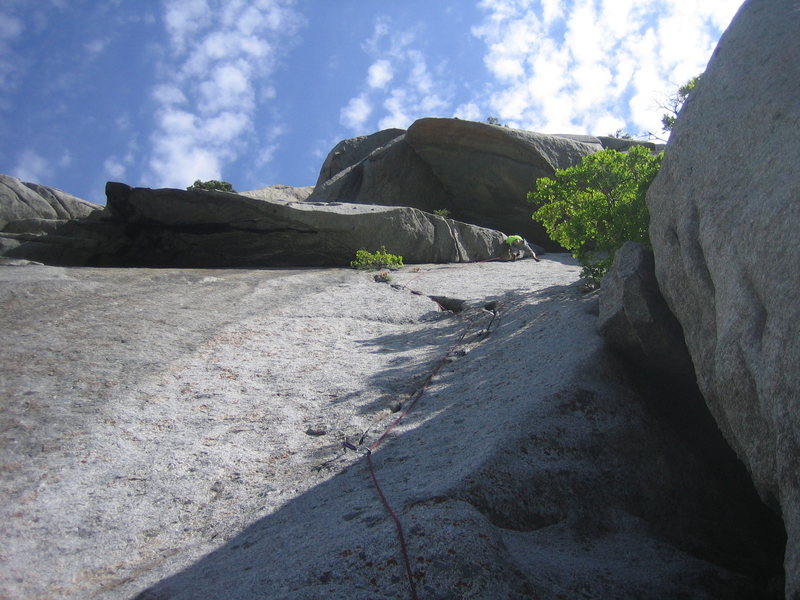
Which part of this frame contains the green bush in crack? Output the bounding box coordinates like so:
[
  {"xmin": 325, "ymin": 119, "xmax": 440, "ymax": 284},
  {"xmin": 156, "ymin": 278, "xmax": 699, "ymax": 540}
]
[{"xmin": 350, "ymin": 246, "xmax": 404, "ymax": 271}]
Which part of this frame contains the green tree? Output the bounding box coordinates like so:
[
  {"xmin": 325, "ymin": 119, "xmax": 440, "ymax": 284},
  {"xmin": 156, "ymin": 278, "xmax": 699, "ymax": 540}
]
[
  {"xmin": 609, "ymin": 129, "xmax": 633, "ymax": 139},
  {"xmin": 528, "ymin": 146, "xmax": 662, "ymax": 284},
  {"xmin": 660, "ymin": 75, "xmax": 701, "ymax": 133},
  {"xmin": 187, "ymin": 179, "xmax": 237, "ymax": 193}
]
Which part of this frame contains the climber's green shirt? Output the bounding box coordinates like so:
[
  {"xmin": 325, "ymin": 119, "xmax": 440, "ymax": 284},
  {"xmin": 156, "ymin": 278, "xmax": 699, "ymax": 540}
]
[{"xmin": 504, "ymin": 235, "xmax": 524, "ymax": 246}]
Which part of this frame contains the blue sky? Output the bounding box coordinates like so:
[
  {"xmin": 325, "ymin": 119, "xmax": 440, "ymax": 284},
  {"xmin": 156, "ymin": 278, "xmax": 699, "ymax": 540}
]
[{"xmin": 0, "ymin": 0, "xmax": 742, "ymax": 205}]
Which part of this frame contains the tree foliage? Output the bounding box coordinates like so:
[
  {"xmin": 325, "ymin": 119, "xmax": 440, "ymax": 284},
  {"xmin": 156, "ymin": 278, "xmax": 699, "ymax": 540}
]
[
  {"xmin": 528, "ymin": 146, "xmax": 662, "ymax": 284},
  {"xmin": 187, "ymin": 179, "xmax": 237, "ymax": 193},
  {"xmin": 486, "ymin": 116, "xmax": 508, "ymax": 127},
  {"xmin": 660, "ymin": 75, "xmax": 701, "ymax": 133}
]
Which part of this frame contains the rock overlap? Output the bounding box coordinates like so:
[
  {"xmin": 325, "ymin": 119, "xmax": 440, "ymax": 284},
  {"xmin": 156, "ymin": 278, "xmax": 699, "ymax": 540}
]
[
  {"xmin": 0, "ymin": 174, "xmax": 103, "ymax": 259},
  {"xmin": 1, "ymin": 181, "xmax": 505, "ymax": 267},
  {"xmin": 647, "ymin": 0, "xmax": 800, "ymax": 595},
  {"xmin": 100, "ymin": 182, "xmax": 504, "ymax": 267},
  {"xmin": 315, "ymin": 128, "xmax": 405, "ymax": 187},
  {"xmin": 0, "ymin": 174, "xmax": 101, "ymax": 228},
  {"xmin": 310, "ymin": 118, "xmax": 602, "ymax": 249}
]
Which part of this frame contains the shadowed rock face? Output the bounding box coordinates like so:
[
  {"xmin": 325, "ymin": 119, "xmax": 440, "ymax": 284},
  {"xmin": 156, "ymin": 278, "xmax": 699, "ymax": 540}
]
[
  {"xmin": 0, "ymin": 260, "xmax": 785, "ymax": 600},
  {"xmin": 1, "ymin": 182, "xmax": 505, "ymax": 267},
  {"xmin": 314, "ymin": 128, "xmax": 405, "ymax": 187},
  {"xmin": 100, "ymin": 182, "xmax": 505, "ymax": 267},
  {"xmin": 310, "ymin": 117, "xmax": 602, "ymax": 250},
  {"xmin": 647, "ymin": 0, "xmax": 800, "ymax": 596},
  {"xmin": 598, "ymin": 241, "xmax": 695, "ymax": 379}
]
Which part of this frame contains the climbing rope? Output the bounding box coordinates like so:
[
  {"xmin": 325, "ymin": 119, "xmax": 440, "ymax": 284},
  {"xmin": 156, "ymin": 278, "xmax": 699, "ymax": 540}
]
[{"xmin": 343, "ymin": 297, "xmax": 501, "ymax": 599}]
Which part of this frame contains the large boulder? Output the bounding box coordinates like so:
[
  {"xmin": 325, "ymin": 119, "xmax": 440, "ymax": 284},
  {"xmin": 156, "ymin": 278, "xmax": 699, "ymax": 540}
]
[
  {"xmin": 646, "ymin": 1, "xmax": 800, "ymax": 596},
  {"xmin": 91, "ymin": 182, "xmax": 504, "ymax": 267},
  {"xmin": 0, "ymin": 174, "xmax": 103, "ymax": 257},
  {"xmin": 4, "ymin": 181, "xmax": 504, "ymax": 268},
  {"xmin": 309, "ymin": 134, "xmax": 452, "ymax": 218},
  {"xmin": 315, "ymin": 128, "xmax": 405, "ymax": 187},
  {"xmin": 595, "ymin": 135, "xmax": 665, "ymax": 153},
  {"xmin": 310, "ymin": 118, "xmax": 602, "ymax": 250},
  {"xmin": 0, "ymin": 174, "xmax": 101, "ymax": 228}
]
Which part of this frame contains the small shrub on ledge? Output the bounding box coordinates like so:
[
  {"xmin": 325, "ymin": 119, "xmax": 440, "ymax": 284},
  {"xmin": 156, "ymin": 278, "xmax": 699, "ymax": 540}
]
[
  {"xmin": 187, "ymin": 179, "xmax": 237, "ymax": 193},
  {"xmin": 350, "ymin": 246, "xmax": 404, "ymax": 271}
]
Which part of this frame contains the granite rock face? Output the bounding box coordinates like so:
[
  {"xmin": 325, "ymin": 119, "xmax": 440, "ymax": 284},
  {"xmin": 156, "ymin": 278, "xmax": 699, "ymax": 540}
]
[
  {"xmin": 0, "ymin": 174, "xmax": 101, "ymax": 228},
  {"xmin": 1, "ymin": 180, "xmax": 505, "ymax": 267},
  {"xmin": 310, "ymin": 134, "xmax": 451, "ymax": 224},
  {"xmin": 238, "ymin": 183, "xmax": 314, "ymax": 203},
  {"xmin": 0, "ymin": 260, "xmax": 785, "ymax": 600},
  {"xmin": 315, "ymin": 128, "xmax": 405, "ymax": 187},
  {"xmin": 646, "ymin": 1, "xmax": 800, "ymax": 596},
  {"xmin": 310, "ymin": 118, "xmax": 602, "ymax": 250},
  {"xmin": 0, "ymin": 174, "xmax": 102, "ymax": 257},
  {"xmin": 94, "ymin": 182, "xmax": 505, "ymax": 267},
  {"xmin": 598, "ymin": 241, "xmax": 694, "ymax": 379}
]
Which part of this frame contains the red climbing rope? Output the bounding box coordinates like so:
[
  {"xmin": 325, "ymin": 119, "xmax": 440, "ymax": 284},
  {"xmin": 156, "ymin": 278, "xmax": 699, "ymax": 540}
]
[
  {"xmin": 368, "ymin": 317, "xmax": 475, "ymax": 452},
  {"xmin": 366, "ymin": 449, "xmax": 419, "ymax": 600},
  {"xmin": 343, "ymin": 259, "xmax": 509, "ymax": 597},
  {"xmin": 361, "ymin": 311, "xmax": 480, "ymax": 600}
]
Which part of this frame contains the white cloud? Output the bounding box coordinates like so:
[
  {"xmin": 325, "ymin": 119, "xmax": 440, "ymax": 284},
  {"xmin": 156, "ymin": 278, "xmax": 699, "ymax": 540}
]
[
  {"xmin": 0, "ymin": 10, "xmax": 23, "ymax": 91},
  {"xmin": 453, "ymin": 102, "xmax": 482, "ymax": 122},
  {"xmin": 364, "ymin": 17, "xmax": 391, "ymax": 53},
  {"xmin": 104, "ymin": 157, "xmax": 126, "ymax": 179},
  {"xmin": 540, "ymin": 0, "xmax": 564, "ymax": 25},
  {"xmin": 472, "ymin": 0, "xmax": 741, "ymax": 138},
  {"xmin": 13, "ymin": 149, "xmax": 52, "ymax": 184},
  {"xmin": 0, "ymin": 11, "xmax": 23, "ymax": 41},
  {"xmin": 254, "ymin": 123, "xmax": 285, "ymax": 168},
  {"xmin": 85, "ymin": 37, "xmax": 109, "ymax": 56},
  {"xmin": 163, "ymin": 0, "xmax": 211, "ymax": 53},
  {"xmin": 198, "ymin": 62, "xmax": 253, "ymax": 113},
  {"xmin": 204, "ymin": 110, "xmax": 249, "ymax": 142},
  {"xmin": 340, "ymin": 95, "xmax": 372, "ymax": 131},
  {"xmin": 58, "ymin": 150, "xmax": 72, "ymax": 168},
  {"xmin": 378, "ymin": 89, "xmax": 411, "ymax": 130},
  {"xmin": 148, "ymin": 0, "xmax": 304, "ymax": 188},
  {"xmin": 256, "ymin": 144, "xmax": 278, "ymax": 168},
  {"xmin": 340, "ymin": 16, "xmax": 456, "ymax": 133},
  {"xmin": 152, "ymin": 84, "xmax": 187, "ymax": 106},
  {"xmin": 367, "ymin": 59, "xmax": 393, "ymax": 89}
]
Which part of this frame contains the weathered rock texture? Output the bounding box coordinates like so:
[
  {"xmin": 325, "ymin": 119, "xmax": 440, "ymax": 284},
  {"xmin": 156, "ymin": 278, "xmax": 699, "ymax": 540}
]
[
  {"xmin": 0, "ymin": 174, "xmax": 101, "ymax": 227},
  {"xmin": 100, "ymin": 182, "xmax": 504, "ymax": 267},
  {"xmin": 0, "ymin": 259, "xmax": 785, "ymax": 599},
  {"xmin": 647, "ymin": 1, "xmax": 800, "ymax": 596},
  {"xmin": 2, "ymin": 181, "xmax": 505, "ymax": 267},
  {"xmin": 315, "ymin": 128, "xmax": 405, "ymax": 186},
  {"xmin": 310, "ymin": 118, "xmax": 602, "ymax": 250},
  {"xmin": 0, "ymin": 174, "xmax": 102, "ymax": 256},
  {"xmin": 598, "ymin": 241, "xmax": 694, "ymax": 379},
  {"xmin": 238, "ymin": 183, "xmax": 314, "ymax": 203}
]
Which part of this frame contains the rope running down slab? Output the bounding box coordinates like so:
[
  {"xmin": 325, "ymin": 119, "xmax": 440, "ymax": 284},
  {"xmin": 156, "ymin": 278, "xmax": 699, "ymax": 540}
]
[{"xmin": 347, "ymin": 299, "xmax": 499, "ymax": 599}]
